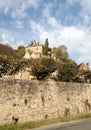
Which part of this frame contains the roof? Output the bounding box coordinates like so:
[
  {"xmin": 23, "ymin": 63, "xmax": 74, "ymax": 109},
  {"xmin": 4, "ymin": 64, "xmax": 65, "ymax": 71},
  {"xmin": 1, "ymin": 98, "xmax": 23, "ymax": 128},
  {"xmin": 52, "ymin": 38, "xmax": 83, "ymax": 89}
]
[
  {"xmin": 0, "ymin": 44, "xmax": 20, "ymax": 59},
  {"xmin": 27, "ymin": 40, "xmax": 43, "ymax": 47}
]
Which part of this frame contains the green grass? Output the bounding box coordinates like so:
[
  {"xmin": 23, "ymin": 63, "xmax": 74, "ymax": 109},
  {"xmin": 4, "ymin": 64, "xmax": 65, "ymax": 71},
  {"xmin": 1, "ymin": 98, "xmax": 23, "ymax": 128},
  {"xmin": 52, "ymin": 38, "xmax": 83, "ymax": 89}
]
[{"xmin": 0, "ymin": 113, "xmax": 91, "ymax": 130}]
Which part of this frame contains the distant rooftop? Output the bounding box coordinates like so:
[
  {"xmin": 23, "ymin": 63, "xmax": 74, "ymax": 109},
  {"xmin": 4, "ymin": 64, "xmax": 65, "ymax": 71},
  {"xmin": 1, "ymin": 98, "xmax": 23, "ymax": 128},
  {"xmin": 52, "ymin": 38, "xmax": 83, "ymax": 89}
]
[{"xmin": 27, "ymin": 40, "xmax": 42, "ymax": 47}]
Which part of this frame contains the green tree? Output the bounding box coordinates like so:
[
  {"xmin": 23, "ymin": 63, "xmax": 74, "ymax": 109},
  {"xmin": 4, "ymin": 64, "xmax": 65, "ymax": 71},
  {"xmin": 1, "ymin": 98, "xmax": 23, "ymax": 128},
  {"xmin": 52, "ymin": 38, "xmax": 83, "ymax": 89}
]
[
  {"xmin": 30, "ymin": 57, "xmax": 56, "ymax": 80},
  {"xmin": 43, "ymin": 38, "xmax": 51, "ymax": 55},
  {"xmin": 57, "ymin": 60, "xmax": 77, "ymax": 82},
  {"xmin": 16, "ymin": 45, "xmax": 25, "ymax": 57},
  {"xmin": 0, "ymin": 55, "xmax": 11, "ymax": 76},
  {"xmin": 53, "ymin": 45, "xmax": 69, "ymax": 61},
  {"xmin": 0, "ymin": 55, "xmax": 26, "ymax": 77}
]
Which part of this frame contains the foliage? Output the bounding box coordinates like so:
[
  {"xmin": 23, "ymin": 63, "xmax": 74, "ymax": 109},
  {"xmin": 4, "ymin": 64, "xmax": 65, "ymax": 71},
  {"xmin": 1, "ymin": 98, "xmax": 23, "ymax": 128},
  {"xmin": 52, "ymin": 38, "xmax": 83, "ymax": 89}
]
[
  {"xmin": 57, "ymin": 60, "xmax": 77, "ymax": 82},
  {"xmin": 43, "ymin": 38, "xmax": 51, "ymax": 55},
  {"xmin": 53, "ymin": 45, "xmax": 69, "ymax": 62},
  {"xmin": 0, "ymin": 55, "xmax": 11, "ymax": 76},
  {"xmin": 0, "ymin": 55, "xmax": 26, "ymax": 77},
  {"xmin": 84, "ymin": 71, "xmax": 91, "ymax": 83},
  {"xmin": 16, "ymin": 46, "xmax": 25, "ymax": 57},
  {"xmin": 9, "ymin": 60, "xmax": 24, "ymax": 75},
  {"xmin": 30, "ymin": 57, "xmax": 56, "ymax": 80}
]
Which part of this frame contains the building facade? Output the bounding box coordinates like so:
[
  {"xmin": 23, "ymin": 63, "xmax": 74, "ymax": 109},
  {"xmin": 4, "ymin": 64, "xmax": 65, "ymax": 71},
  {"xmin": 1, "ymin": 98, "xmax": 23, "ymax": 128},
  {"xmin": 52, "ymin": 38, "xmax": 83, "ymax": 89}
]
[{"xmin": 24, "ymin": 41, "xmax": 43, "ymax": 59}]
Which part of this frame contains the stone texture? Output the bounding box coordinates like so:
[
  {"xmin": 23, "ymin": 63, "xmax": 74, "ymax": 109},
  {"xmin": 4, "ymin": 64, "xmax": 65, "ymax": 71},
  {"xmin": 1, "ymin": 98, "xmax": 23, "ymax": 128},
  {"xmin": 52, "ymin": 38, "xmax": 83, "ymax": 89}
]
[{"xmin": 0, "ymin": 79, "xmax": 91, "ymax": 125}]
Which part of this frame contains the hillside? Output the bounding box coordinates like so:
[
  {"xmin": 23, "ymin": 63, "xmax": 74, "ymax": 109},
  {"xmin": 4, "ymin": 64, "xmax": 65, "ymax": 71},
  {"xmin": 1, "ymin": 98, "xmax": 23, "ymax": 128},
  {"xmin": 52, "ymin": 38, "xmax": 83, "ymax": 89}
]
[{"xmin": 0, "ymin": 44, "xmax": 20, "ymax": 59}]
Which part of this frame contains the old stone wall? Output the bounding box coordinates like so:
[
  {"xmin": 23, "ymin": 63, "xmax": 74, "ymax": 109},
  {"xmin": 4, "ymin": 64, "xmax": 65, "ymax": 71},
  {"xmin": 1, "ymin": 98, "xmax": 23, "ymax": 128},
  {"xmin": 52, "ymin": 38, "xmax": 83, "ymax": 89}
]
[{"xmin": 0, "ymin": 79, "xmax": 91, "ymax": 125}]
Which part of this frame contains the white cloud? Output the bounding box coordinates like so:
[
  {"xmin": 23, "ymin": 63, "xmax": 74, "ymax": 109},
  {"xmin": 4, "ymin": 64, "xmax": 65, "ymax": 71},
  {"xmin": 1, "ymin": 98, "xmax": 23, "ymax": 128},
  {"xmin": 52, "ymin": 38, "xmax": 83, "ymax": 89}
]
[
  {"xmin": 4, "ymin": 7, "xmax": 9, "ymax": 15},
  {"xmin": 0, "ymin": 0, "xmax": 40, "ymax": 18},
  {"xmin": 29, "ymin": 16, "xmax": 91, "ymax": 64},
  {"xmin": 42, "ymin": 2, "xmax": 54, "ymax": 18},
  {"xmin": 67, "ymin": 0, "xmax": 75, "ymax": 5},
  {"xmin": 15, "ymin": 20, "xmax": 24, "ymax": 28},
  {"xmin": 77, "ymin": 33, "xmax": 91, "ymax": 63},
  {"xmin": 79, "ymin": 0, "xmax": 91, "ymax": 26},
  {"xmin": 62, "ymin": 27, "xmax": 84, "ymax": 43},
  {"xmin": 61, "ymin": 28, "xmax": 91, "ymax": 64},
  {"xmin": 48, "ymin": 17, "xmax": 60, "ymax": 28},
  {"xmin": 16, "ymin": 41, "xmax": 25, "ymax": 48},
  {"xmin": 1, "ymin": 0, "xmax": 91, "ymax": 65},
  {"xmin": 30, "ymin": 20, "xmax": 45, "ymax": 33},
  {"xmin": 27, "ymin": 0, "xmax": 40, "ymax": 9},
  {"xmin": 0, "ymin": 29, "xmax": 26, "ymax": 49},
  {"xmin": 11, "ymin": 8, "xmax": 27, "ymax": 19},
  {"xmin": 80, "ymin": 0, "xmax": 91, "ymax": 13},
  {"xmin": 0, "ymin": 0, "xmax": 17, "ymax": 13},
  {"xmin": 67, "ymin": 0, "xmax": 79, "ymax": 5},
  {"xmin": 0, "ymin": 29, "xmax": 16, "ymax": 48},
  {"xmin": 0, "ymin": 30, "xmax": 14, "ymax": 44}
]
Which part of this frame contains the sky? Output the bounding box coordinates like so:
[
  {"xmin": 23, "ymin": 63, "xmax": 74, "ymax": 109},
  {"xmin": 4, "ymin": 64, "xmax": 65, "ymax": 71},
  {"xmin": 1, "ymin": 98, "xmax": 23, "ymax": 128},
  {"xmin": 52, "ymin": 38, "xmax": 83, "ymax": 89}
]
[{"xmin": 0, "ymin": 0, "xmax": 91, "ymax": 65}]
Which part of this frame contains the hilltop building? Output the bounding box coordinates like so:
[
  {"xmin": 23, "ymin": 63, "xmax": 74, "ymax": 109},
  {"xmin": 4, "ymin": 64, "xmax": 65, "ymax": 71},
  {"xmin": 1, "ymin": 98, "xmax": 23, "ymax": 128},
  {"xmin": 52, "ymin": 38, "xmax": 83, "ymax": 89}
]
[
  {"xmin": 77, "ymin": 63, "xmax": 90, "ymax": 73},
  {"xmin": 24, "ymin": 40, "xmax": 43, "ymax": 59}
]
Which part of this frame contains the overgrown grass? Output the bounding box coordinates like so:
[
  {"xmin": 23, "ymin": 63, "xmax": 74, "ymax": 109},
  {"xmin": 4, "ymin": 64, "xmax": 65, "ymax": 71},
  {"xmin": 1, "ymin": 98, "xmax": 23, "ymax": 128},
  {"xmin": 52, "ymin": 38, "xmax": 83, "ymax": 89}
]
[{"xmin": 0, "ymin": 113, "xmax": 91, "ymax": 130}]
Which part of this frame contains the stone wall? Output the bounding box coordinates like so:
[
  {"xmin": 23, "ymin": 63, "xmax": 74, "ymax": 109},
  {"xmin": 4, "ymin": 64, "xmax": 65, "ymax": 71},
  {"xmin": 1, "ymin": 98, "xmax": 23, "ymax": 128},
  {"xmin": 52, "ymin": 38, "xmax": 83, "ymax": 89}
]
[{"xmin": 0, "ymin": 79, "xmax": 91, "ymax": 125}]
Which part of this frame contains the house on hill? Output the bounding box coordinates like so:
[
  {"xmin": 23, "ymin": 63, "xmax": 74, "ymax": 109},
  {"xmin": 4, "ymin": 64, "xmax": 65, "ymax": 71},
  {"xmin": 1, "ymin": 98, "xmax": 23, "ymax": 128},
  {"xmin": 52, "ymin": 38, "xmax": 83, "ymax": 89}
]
[
  {"xmin": 23, "ymin": 40, "xmax": 43, "ymax": 59},
  {"xmin": 0, "ymin": 44, "xmax": 20, "ymax": 59},
  {"xmin": 77, "ymin": 63, "xmax": 90, "ymax": 73},
  {"xmin": 76, "ymin": 63, "xmax": 91, "ymax": 83}
]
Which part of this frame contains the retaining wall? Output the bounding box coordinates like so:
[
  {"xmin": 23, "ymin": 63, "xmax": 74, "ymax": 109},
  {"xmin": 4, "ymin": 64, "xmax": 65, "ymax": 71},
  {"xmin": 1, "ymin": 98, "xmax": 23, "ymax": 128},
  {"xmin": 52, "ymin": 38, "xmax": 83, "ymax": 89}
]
[{"xmin": 0, "ymin": 79, "xmax": 91, "ymax": 125}]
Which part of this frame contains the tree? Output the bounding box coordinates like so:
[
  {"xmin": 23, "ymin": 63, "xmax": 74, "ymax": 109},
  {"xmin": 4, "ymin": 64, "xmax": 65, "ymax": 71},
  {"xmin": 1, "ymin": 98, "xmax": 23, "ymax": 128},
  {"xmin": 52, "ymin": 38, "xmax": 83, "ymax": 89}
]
[
  {"xmin": 84, "ymin": 71, "xmax": 91, "ymax": 83},
  {"xmin": 30, "ymin": 57, "xmax": 56, "ymax": 80},
  {"xmin": 53, "ymin": 45, "xmax": 69, "ymax": 61},
  {"xmin": 16, "ymin": 45, "xmax": 25, "ymax": 57},
  {"xmin": 43, "ymin": 38, "xmax": 51, "ymax": 55},
  {"xmin": 0, "ymin": 55, "xmax": 11, "ymax": 77},
  {"xmin": 0, "ymin": 55, "xmax": 26, "ymax": 77},
  {"xmin": 57, "ymin": 60, "xmax": 77, "ymax": 82}
]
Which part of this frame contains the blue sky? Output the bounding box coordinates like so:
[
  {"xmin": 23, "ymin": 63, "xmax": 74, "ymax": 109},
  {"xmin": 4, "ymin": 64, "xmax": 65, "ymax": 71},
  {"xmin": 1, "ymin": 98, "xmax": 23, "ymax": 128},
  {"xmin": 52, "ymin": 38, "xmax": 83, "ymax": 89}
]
[{"xmin": 0, "ymin": 0, "xmax": 91, "ymax": 65}]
